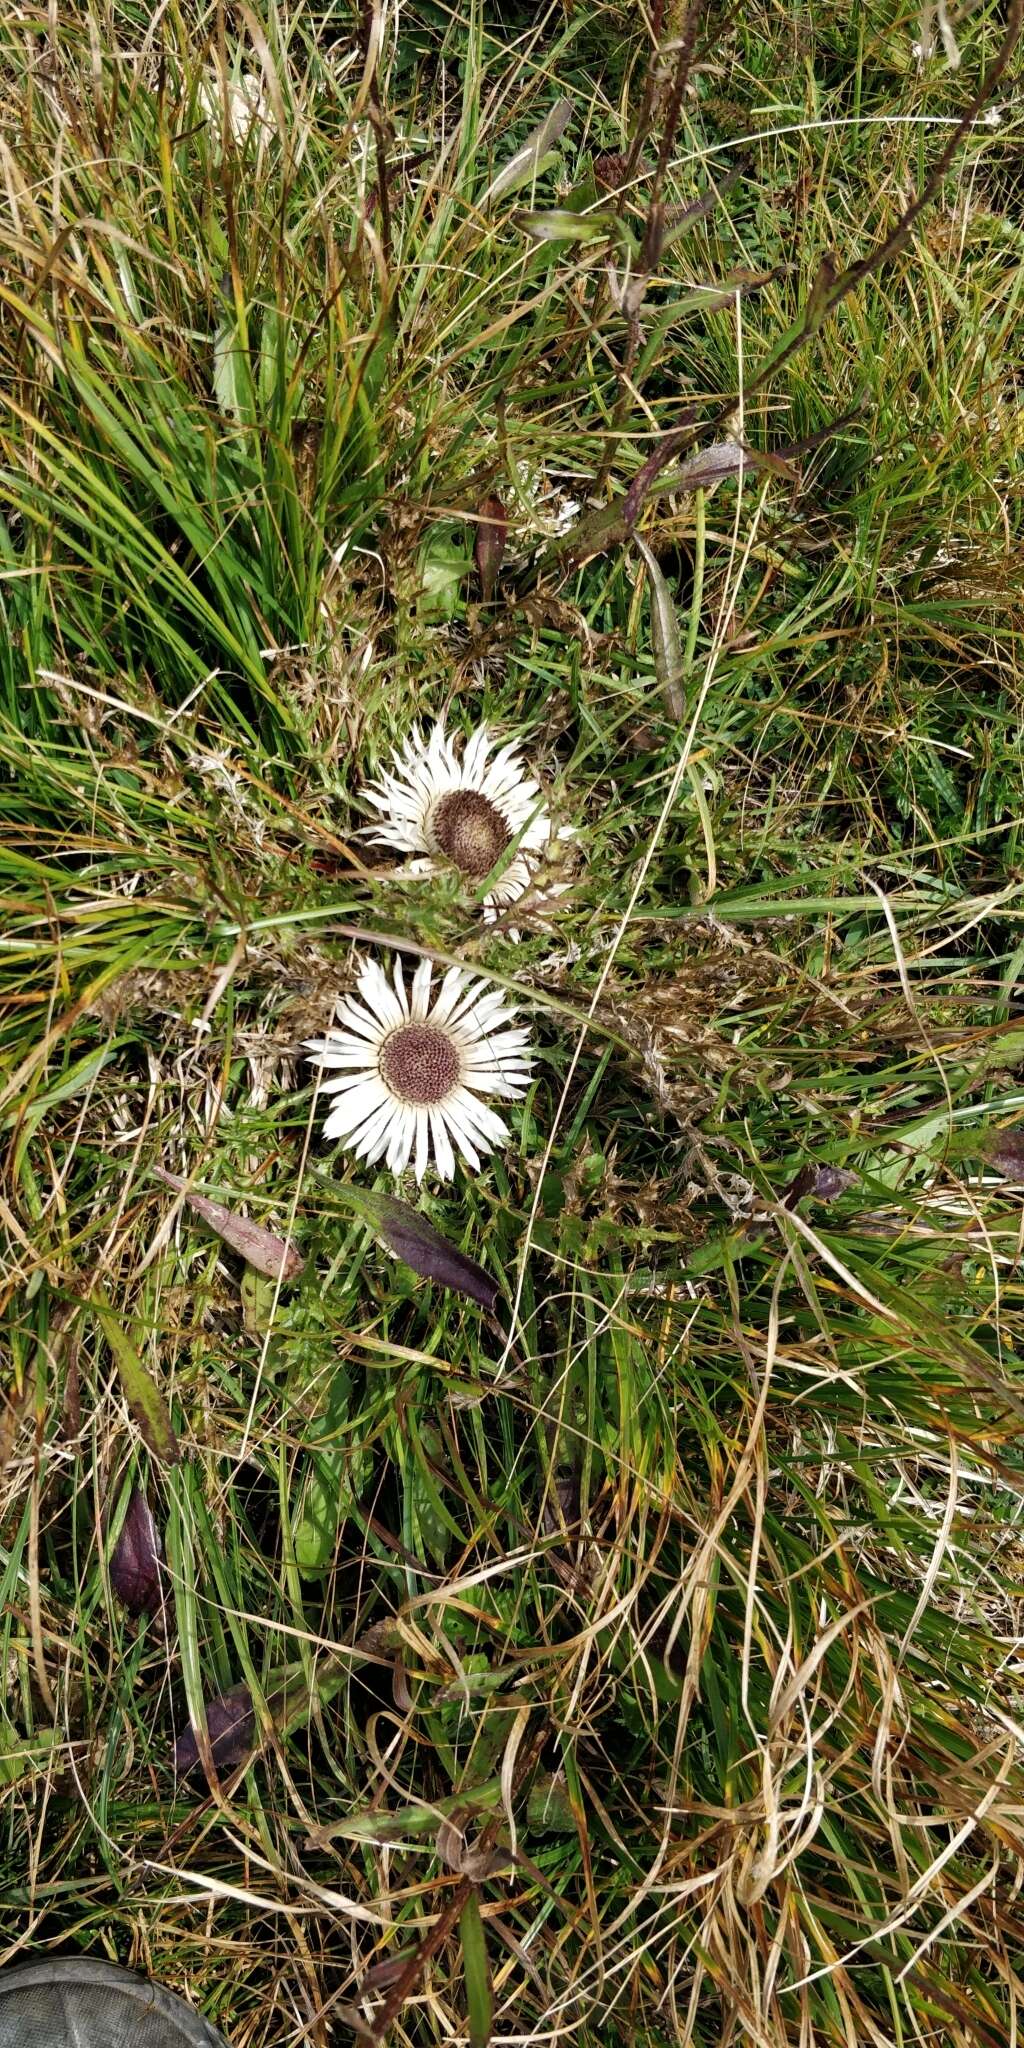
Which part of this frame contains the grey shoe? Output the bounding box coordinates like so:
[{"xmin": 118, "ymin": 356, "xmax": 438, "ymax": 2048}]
[{"xmin": 0, "ymin": 1958, "xmax": 231, "ymax": 2046}]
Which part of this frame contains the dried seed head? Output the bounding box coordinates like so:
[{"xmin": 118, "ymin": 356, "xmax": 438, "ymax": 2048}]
[
  {"xmin": 594, "ymin": 150, "xmax": 652, "ymax": 190},
  {"xmin": 431, "ymin": 789, "xmax": 511, "ymax": 879},
  {"xmin": 379, "ymin": 1024, "xmax": 461, "ymax": 1105}
]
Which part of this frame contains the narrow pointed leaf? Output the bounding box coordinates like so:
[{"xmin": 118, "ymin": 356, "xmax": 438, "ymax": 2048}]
[
  {"xmin": 634, "ymin": 533, "xmax": 685, "ymax": 720},
  {"xmin": 660, "ymin": 167, "xmax": 743, "ymax": 248},
  {"xmin": 460, "ymin": 1890, "xmax": 493, "ymax": 2048},
  {"xmin": 483, "ymin": 97, "xmax": 573, "ymax": 206},
  {"xmin": 332, "ymin": 1186, "xmax": 499, "ymax": 1312},
  {"xmin": 151, "ymin": 1165, "xmax": 304, "ymax": 1280},
  {"xmin": 293, "ymin": 1451, "xmax": 346, "ymax": 1573},
  {"xmin": 474, "ymin": 494, "xmax": 507, "ymax": 602},
  {"xmin": 212, "ymin": 318, "xmax": 253, "ymax": 423},
  {"xmin": 91, "ymin": 1299, "xmax": 181, "ymax": 1466}
]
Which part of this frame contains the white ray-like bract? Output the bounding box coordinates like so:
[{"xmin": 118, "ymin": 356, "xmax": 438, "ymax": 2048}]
[
  {"xmin": 306, "ymin": 956, "xmax": 534, "ymax": 1182},
  {"xmin": 361, "ymin": 722, "xmax": 555, "ymax": 917}
]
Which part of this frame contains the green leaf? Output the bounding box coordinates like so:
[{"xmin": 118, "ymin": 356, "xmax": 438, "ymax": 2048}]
[
  {"xmin": 212, "ymin": 317, "xmax": 255, "ymax": 424},
  {"xmin": 517, "ymin": 207, "xmax": 616, "ymax": 245},
  {"xmin": 416, "ymin": 528, "xmax": 470, "ymax": 620},
  {"xmin": 241, "ymin": 1267, "xmax": 279, "ymax": 1334},
  {"xmin": 316, "ymin": 1779, "xmax": 503, "ymax": 1846},
  {"xmin": 482, "ymin": 97, "xmax": 573, "ymax": 206},
  {"xmin": 91, "ymin": 1299, "xmax": 181, "ymax": 1466},
  {"xmin": 634, "ymin": 534, "xmax": 685, "ymax": 720},
  {"xmin": 460, "ymin": 1890, "xmax": 493, "ymax": 2048},
  {"xmin": 401, "ymin": 1422, "xmax": 457, "ymax": 1568},
  {"xmin": 526, "ymin": 1773, "xmax": 577, "ymax": 1832},
  {"xmin": 293, "ymin": 1451, "xmax": 347, "ymax": 1573}
]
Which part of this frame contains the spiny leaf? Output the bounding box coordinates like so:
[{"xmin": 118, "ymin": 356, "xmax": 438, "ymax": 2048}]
[{"xmin": 594, "ymin": 150, "xmax": 651, "ymax": 190}]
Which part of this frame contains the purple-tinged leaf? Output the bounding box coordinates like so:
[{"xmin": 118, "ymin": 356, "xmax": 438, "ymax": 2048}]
[
  {"xmin": 173, "ymin": 1682, "xmax": 256, "ymax": 1783},
  {"xmin": 783, "ymin": 1163, "xmax": 858, "ymax": 1209},
  {"xmin": 335, "ymin": 1187, "xmax": 499, "ymax": 1313},
  {"xmin": 109, "ymin": 1486, "xmax": 164, "ymax": 1618},
  {"xmin": 360, "ymin": 1952, "xmax": 420, "ymax": 1993},
  {"xmin": 986, "ymin": 1126, "xmax": 1024, "ymax": 1180},
  {"xmin": 474, "ymin": 495, "xmax": 507, "ymax": 604},
  {"xmin": 672, "ymin": 440, "xmax": 751, "ymax": 492},
  {"xmin": 151, "ymin": 1165, "xmax": 304, "ymax": 1280}
]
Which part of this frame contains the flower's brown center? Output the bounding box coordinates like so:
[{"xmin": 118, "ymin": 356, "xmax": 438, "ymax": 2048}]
[
  {"xmin": 379, "ymin": 1024, "xmax": 460, "ymax": 1105},
  {"xmin": 431, "ymin": 790, "xmax": 511, "ymax": 880}
]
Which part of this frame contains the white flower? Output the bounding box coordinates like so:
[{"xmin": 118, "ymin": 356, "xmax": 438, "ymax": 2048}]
[
  {"xmin": 360, "ymin": 721, "xmax": 554, "ymax": 917},
  {"xmin": 306, "ymin": 956, "xmax": 534, "ymax": 1182}
]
